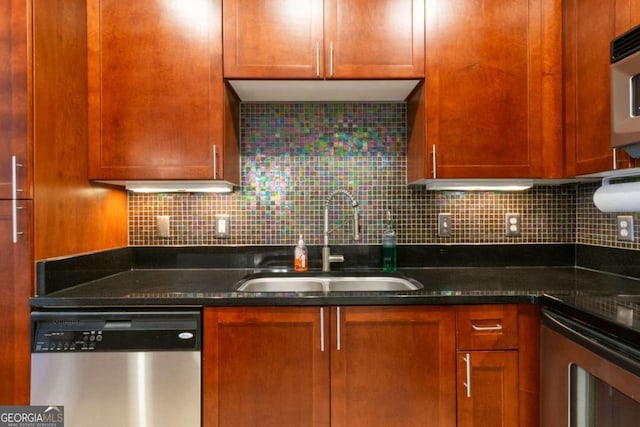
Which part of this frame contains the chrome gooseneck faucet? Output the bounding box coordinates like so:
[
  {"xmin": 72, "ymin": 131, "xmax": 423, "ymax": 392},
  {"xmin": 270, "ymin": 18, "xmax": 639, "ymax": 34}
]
[{"xmin": 322, "ymin": 189, "xmax": 360, "ymax": 271}]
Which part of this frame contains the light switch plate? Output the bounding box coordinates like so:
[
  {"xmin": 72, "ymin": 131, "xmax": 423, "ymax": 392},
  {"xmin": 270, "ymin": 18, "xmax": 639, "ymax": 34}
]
[
  {"xmin": 215, "ymin": 215, "xmax": 231, "ymax": 239},
  {"xmin": 438, "ymin": 213, "xmax": 452, "ymax": 237},
  {"xmin": 156, "ymin": 215, "xmax": 170, "ymax": 238}
]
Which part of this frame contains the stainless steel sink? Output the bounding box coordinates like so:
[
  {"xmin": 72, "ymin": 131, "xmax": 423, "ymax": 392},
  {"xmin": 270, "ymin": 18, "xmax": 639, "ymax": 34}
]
[
  {"xmin": 234, "ymin": 275, "xmax": 422, "ymax": 293},
  {"xmin": 328, "ymin": 276, "xmax": 422, "ymax": 291},
  {"xmin": 235, "ymin": 277, "xmax": 328, "ymax": 292}
]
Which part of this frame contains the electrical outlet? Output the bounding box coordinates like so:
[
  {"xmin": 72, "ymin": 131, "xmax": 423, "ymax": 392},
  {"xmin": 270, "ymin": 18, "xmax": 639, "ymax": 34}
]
[
  {"xmin": 616, "ymin": 305, "xmax": 634, "ymax": 327},
  {"xmin": 505, "ymin": 213, "xmax": 521, "ymax": 237},
  {"xmin": 438, "ymin": 213, "xmax": 452, "ymax": 237},
  {"xmin": 617, "ymin": 215, "xmax": 634, "ymax": 242},
  {"xmin": 215, "ymin": 215, "xmax": 231, "ymax": 239}
]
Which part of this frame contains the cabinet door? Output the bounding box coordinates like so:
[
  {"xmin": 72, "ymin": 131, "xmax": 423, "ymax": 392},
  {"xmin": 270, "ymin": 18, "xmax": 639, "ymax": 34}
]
[
  {"xmin": 331, "ymin": 306, "xmax": 456, "ymax": 427},
  {"xmin": 203, "ymin": 307, "xmax": 330, "ymax": 427},
  {"xmin": 564, "ymin": 0, "xmax": 640, "ymax": 175},
  {"xmin": 425, "ymin": 0, "xmax": 562, "ymax": 178},
  {"xmin": 325, "ymin": 0, "xmax": 424, "ymax": 78},
  {"xmin": 457, "ymin": 351, "xmax": 519, "ymax": 427},
  {"xmin": 87, "ymin": 0, "xmax": 223, "ymax": 180},
  {"xmin": 0, "ymin": 200, "xmax": 32, "ymax": 404},
  {"xmin": 0, "ymin": 0, "xmax": 30, "ymax": 199},
  {"xmin": 223, "ymin": 0, "xmax": 324, "ymax": 78}
]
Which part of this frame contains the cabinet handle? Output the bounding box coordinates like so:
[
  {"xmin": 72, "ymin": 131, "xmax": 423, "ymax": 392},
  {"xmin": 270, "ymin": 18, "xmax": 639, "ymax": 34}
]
[
  {"xmin": 12, "ymin": 199, "xmax": 18, "ymax": 243},
  {"xmin": 463, "ymin": 353, "xmax": 471, "ymax": 398},
  {"xmin": 316, "ymin": 42, "xmax": 320, "ymax": 78},
  {"xmin": 613, "ymin": 148, "xmax": 618, "ymax": 170},
  {"xmin": 336, "ymin": 306, "xmax": 341, "ymax": 351},
  {"xmin": 11, "ymin": 156, "xmax": 24, "ymax": 244},
  {"xmin": 431, "ymin": 145, "xmax": 437, "ymax": 179},
  {"xmin": 471, "ymin": 323, "xmax": 503, "ymax": 331},
  {"xmin": 212, "ymin": 145, "xmax": 218, "ymax": 179},
  {"xmin": 12, "ymin": 200, "xmax": 24, "ymax": 244},
  {"xmin": 320, "ymin": 308, "xmax": 325, "ymax": 352},
  {"xmin": 329, "ymin": 42, "xmax": 334, "ymax": 77},
  {"xmin": 12, "ymin": 155, "xmax": 23, "ymax": 199}
]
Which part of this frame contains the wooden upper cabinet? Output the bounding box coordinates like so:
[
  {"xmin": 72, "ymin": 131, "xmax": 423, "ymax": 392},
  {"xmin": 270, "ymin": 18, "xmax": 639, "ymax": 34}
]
[
  {"xmin": 222, "ymin": 0, "xmax": 424, "ymax": 79},
  {"xmin": 324, "ymin": 0, "xmax": 425, "ymax": 78},
  {"xmin": 412, "ymin": 0, "xmax": 562, "ymax": 180},
  {"xmin": 0, "ymin": 0, "xmax": 30, "ymax": 200},
  {"xmin": 564, "ymin": 0, "xmax": 640, "ymax": 176},
  {"xmin": 87, "ymin": 0, "xmax": 235, "ymax": 181},
  {"xmin": 223, "ymin": 0, "xmax": 324, "ymax": 78}
]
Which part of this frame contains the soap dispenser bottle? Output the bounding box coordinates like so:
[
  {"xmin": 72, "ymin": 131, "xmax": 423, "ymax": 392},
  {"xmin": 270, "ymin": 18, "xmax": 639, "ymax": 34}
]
[
  {"xmin": 382, "ymin": 210, "xmax": 397, "ymax": 272},
  {"xmin": 294, "ymin": 234, "xmax": 308, "ymax": 272}
]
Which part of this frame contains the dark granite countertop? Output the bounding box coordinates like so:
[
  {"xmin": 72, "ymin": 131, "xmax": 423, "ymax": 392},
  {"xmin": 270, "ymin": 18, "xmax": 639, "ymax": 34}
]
[
  {"xmin": 30, "ymin": 265, "xmax": 640, "ymax": 308},
  {"xmin": 30, "ymin": 245, "xmax": 640, "ymax": 340}
]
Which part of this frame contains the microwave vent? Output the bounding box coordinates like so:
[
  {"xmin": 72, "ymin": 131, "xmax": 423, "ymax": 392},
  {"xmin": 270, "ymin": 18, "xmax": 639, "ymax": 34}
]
[{"xmin": 612, "ymin": 24, "xmax": 640, "ymax": 63}]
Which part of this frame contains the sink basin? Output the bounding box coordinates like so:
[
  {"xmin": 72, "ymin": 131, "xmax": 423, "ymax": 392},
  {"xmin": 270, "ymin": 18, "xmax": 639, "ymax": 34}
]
[
  {"xmin": 328, "ymin": 276, "xmax": 422, "ymax": 291},
  {"xmin": 235, "ymin": 277, "xmax": 328, "ymax": 292},
  {"xmin": 234, "ymin": 274, "xmax": 422, "ymax": 293}
]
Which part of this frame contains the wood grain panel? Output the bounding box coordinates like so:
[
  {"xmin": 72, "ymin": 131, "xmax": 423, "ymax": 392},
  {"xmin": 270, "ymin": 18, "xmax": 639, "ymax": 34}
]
[
  {"xmin": 331, "ymin": 306, "xmax": 456, "ymax": 427},
  {"xmin": 425, "ymin": 0, "xmax": 561, "ymax": 178},
  {"xmin": 325, "ymin": 0, "xmax": 424, "ymax": 78},
  {"xmin": 203, "ymin": 307, "xmax": 330, "ymax": 427},
  {"xmin": 33, "ymin": 0, "xmax": 127, "ymax": 259},
  {"xmin": 88, "ymin": 0, "xmax": 224, "ymax": 180},
  {"xmin": 456, "ymin": 304, "xmax": 519, "ymax": 351},
  {"xmin": 0, "ymin": 0, "xmax": 30, "ymax": 199},
  {"xmin": 456, "ymin": 351, "xmax": 519, "ymax": 427},
  {"xmin": 0, "ymin": 200, "xmax": 32, "ymax": 405},
  {"xmin": 517, "ymin": 304, "xmax": 540, "ymax": 427},
  {"xmin": 223, "ymin": 0, "xmax": 324, "ymax": 78},
  {"xmin": 564, "ymin": 0, "xmax": 617, "ymax": 175},
  {"xmin": 406, "ymin": 82, "xmax": 428, "ymax": 183}
]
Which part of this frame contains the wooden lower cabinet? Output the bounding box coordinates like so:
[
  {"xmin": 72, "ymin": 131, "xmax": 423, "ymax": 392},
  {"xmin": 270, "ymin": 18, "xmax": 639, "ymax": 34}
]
[
  {"xmin": 203, "ymin": 306, "xmax": 457, "ymax": 427},
  {"xmin": 456, "ymin": 351, "xmax": 519, "ymax": 427},
  {"xmin": 331, "ymin": 306, "xmax": 456, "ymax": 427},
  {"xmin": 0, "ymin": 200, "xmax": 32, "ymax": 404},
  {"xmin": 203, "ymin": 307, "xmax": 329, "ymax": 426},
  {"xmin": 455, "ymin": 304, "xmax": 540, "ymax": 427}
]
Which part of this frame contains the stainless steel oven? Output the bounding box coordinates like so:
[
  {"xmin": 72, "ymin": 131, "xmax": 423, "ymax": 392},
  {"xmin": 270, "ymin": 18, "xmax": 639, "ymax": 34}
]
[{"xmin": 541, "ymin": 307, "xmax": 640, "ymax": 426}]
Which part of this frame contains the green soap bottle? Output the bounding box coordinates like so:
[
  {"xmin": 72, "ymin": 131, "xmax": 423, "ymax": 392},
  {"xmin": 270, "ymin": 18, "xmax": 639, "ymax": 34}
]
[{"xmin": 382, "ymin": 210, "xmax": 397, "ymax": 272}]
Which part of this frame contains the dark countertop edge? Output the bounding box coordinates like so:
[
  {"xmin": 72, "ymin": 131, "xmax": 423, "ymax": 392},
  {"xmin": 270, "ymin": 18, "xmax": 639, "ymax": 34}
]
[{"xmin": 29, "ymin": 294, "xmax": 538, "ymax": 308}]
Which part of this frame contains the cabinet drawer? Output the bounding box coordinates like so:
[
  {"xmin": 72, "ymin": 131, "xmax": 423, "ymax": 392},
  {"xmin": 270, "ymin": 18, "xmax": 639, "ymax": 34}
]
[{"xmin": 456, "ymin": 305, "xmax": 518, "ymax": 350}]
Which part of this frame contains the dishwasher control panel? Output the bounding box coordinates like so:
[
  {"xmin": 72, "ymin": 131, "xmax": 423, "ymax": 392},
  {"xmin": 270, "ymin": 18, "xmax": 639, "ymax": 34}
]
[
  {"xmin": 31, "ymin": 311, "xmax": 201, "ymax": 352},
  {"xmin": 34, "ymin": 329, "xmax": 105, "ymax": 352}
]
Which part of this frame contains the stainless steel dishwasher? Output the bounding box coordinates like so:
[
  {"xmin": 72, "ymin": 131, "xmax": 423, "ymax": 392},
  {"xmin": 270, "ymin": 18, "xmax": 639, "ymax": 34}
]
[{"xmin": 30, "ymin": 310, "xmax": 201, "ymax": 427}]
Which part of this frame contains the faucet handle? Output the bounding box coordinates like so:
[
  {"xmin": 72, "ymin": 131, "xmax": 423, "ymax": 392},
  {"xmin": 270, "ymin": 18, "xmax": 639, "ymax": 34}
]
[
  {"xmin": 330, "ymin": 254, "xmax": 345, "ymax": 264},
  {"xmin": 353, "ymin": 208, "xmax": 361, "ymax": 241}
]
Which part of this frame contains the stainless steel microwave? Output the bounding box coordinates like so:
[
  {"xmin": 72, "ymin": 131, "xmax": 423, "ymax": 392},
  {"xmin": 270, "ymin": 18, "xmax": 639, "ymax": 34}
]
[{"xmin": 612, "ymin": 24, "xmax": 640, "ymax": 158}]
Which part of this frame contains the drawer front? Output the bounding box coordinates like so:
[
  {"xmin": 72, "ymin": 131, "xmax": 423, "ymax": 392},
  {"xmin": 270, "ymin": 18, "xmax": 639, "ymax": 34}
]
[{"xmin": 456, "ymin": 305, "xmax": 518, "ymax": 350}]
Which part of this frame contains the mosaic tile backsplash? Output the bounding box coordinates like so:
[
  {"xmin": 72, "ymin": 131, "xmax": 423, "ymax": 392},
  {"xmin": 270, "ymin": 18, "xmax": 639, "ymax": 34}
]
[{"xmin": 128, "ymin": 102, "xmax": 637, "ymax": 250}]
